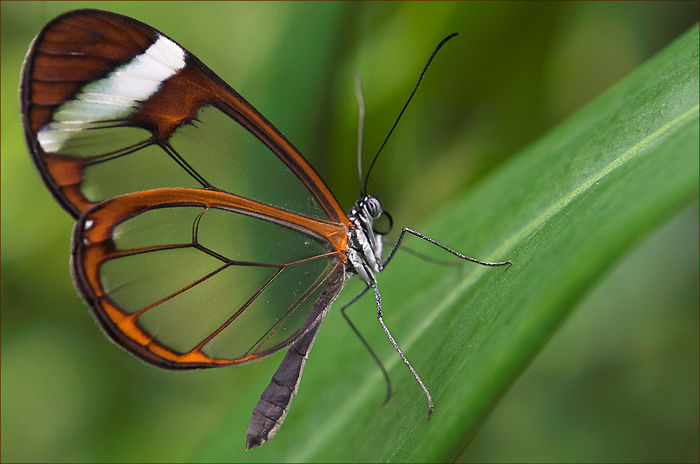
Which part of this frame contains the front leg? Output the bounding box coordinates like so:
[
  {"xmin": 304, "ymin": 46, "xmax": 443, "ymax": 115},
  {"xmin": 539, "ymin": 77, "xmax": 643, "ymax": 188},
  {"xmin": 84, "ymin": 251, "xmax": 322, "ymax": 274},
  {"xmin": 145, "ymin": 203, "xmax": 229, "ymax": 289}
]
[{"xmin": 383, "ymin": 227, "xmax": 512, "ymax": 268}]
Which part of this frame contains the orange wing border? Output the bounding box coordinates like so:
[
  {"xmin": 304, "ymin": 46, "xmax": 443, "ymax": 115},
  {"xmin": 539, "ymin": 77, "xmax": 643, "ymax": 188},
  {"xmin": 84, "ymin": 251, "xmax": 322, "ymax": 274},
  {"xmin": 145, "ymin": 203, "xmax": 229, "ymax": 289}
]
[{"xmin": 71, "ymin": 187, "xmax": 349, "ymax": 369}]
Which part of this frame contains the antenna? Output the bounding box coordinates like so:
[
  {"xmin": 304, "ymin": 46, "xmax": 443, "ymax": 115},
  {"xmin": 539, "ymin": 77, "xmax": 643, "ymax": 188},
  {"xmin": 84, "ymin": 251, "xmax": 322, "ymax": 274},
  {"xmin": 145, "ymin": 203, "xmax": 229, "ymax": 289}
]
[
  {"xmin": 354, "ymin": 73, "xmax": 366, "ymax": 195},
  {"xmin": 363, "ymin": 32, "xmax": 458, "ymax": 194}
]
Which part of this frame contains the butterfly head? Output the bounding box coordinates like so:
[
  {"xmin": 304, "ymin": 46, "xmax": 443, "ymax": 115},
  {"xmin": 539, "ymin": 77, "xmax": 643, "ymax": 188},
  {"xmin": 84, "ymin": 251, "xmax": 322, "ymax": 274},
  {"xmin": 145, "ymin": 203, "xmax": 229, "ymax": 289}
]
[{"xmin": 347, "ymin": 195, "xmax": 391, "ymax": 282}]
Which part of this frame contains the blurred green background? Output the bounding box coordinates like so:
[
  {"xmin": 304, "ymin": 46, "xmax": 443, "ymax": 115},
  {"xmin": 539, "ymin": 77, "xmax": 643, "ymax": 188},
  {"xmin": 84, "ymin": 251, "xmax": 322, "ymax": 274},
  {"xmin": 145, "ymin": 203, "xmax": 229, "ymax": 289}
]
[{"xmin": 1, "ymin": 1, "xmax": 697, "ymax": 462}]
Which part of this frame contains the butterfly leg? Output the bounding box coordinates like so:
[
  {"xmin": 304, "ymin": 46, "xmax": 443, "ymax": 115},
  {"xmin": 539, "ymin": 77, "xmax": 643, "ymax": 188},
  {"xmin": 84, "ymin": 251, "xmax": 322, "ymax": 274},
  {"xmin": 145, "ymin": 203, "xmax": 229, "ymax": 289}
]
[
  {"xmin": 383, "ymin": 227, "xmax": 513, "ymax": 269},
  {"xmin": 392, "ymin": 245, "xmax": 464, "ymax": 266},
  {"xmin": 371, "ymin": 282, "xmax": 434, "ymax": 419},
  {"xmin": 340, "ymin": 286, "xmax": 392, "ymax": 404}
]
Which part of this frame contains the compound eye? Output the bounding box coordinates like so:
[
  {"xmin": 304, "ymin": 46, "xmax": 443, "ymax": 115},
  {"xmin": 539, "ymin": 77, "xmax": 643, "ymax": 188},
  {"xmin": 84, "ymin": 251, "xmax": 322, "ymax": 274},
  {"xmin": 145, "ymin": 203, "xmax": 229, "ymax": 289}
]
[{"xmin": 366, "ymin": 196, "xmax": 382, "ymax": 219}]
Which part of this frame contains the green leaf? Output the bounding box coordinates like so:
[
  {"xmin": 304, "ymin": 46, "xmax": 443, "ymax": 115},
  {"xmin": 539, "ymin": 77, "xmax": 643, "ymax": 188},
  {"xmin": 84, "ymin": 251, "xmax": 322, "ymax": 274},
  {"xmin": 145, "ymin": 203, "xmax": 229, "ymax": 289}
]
[{"xmin": 199, "ymin": 23, "xmax": 699, "ymax": 461}]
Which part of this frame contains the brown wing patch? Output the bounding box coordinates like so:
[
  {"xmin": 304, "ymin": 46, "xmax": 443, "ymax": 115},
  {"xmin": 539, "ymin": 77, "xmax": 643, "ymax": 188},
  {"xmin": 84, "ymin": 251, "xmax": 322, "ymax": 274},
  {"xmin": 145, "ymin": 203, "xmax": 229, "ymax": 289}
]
[
  {"xmin": 23, "ymin": 10, "xmax": 156, "ymax": 130},
  {"xmin": 22, "ymin": 9, "xmax": 350, "ymax": 224}
]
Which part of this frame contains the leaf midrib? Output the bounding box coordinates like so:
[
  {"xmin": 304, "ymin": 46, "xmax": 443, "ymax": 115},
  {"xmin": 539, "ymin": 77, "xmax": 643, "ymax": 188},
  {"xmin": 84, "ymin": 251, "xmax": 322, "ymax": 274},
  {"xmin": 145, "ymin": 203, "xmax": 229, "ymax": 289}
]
[{"xmin": 288, "ymin": 100, "xmax": 699, "ymax": 462}]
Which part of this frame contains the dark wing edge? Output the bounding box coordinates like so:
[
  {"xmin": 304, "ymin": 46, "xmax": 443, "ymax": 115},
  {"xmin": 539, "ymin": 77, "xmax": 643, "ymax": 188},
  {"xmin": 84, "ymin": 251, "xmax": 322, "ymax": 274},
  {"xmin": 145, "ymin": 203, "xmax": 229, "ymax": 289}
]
[{"xmin": 20, "ymin": 8, "xmax": 350, "ymax": 224}]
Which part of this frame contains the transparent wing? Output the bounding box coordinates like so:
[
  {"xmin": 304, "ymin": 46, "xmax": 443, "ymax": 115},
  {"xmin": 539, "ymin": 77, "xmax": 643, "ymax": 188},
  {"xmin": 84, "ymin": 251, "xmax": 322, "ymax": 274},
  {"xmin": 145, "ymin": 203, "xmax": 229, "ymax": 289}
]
[
  {"xmin": 21, "ymin": 9, "xmax": 350, "ymax": 224},
  {"xmin": 71, "ymin": 188, "xmax": 348, "ymax": 368}
]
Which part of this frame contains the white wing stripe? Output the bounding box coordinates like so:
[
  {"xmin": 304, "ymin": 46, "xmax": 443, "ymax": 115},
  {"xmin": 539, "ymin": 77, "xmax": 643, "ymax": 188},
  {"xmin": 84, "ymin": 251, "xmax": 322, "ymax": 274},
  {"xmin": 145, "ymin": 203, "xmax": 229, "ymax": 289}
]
[{"xmin": 37, "ymin": 35, "xmax": 186, "ymax": 153}]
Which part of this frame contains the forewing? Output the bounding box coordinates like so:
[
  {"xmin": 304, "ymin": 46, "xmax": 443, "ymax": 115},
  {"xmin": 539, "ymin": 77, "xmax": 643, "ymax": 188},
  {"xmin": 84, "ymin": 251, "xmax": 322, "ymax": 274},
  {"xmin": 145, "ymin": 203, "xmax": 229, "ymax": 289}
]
[
  {"xmin": 21, "ymin": 9, "xmax": 349, "ymax": 224},
  {"xmin": 71, "ymin": 188, "xmax": 348, "ymax": 368}
]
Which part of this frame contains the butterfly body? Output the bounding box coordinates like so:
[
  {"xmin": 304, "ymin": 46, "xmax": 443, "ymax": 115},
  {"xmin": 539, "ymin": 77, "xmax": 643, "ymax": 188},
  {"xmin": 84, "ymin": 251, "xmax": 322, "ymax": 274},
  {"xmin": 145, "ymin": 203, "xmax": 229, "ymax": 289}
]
[
  {"xmin": 346, "ymin": 196, "xmax": 385, "ymax": 283},
  {"xmin": 21, "ymin": 8, "xmax": 388, "ymax": 447},
  {"xmin": 22, "ymin": 9, "xmax": 510, "ymax": 451}
]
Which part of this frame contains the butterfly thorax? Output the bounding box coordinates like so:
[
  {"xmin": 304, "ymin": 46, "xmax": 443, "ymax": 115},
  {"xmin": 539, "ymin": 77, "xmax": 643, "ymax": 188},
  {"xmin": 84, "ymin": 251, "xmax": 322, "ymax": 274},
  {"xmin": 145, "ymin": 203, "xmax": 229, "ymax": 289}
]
[{"xmin": 346, "ymin": 195, "xmax": 384, "ymax": 284}]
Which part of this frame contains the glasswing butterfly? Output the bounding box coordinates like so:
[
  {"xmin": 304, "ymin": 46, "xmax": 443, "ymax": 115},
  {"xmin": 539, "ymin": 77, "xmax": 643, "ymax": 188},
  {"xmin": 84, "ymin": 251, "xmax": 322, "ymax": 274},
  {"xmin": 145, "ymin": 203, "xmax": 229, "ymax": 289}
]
[{"xmin": 20, "ymin": 9, "xmax": 511, "ymax": 450}]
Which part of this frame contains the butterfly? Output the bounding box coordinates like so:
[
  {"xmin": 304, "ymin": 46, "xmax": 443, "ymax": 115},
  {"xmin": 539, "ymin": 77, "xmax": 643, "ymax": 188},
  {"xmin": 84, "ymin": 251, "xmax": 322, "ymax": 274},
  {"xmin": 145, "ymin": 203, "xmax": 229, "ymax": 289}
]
[{"xmin": 20, "ymin": 9, "xmax": 511, "ymax": 450}]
